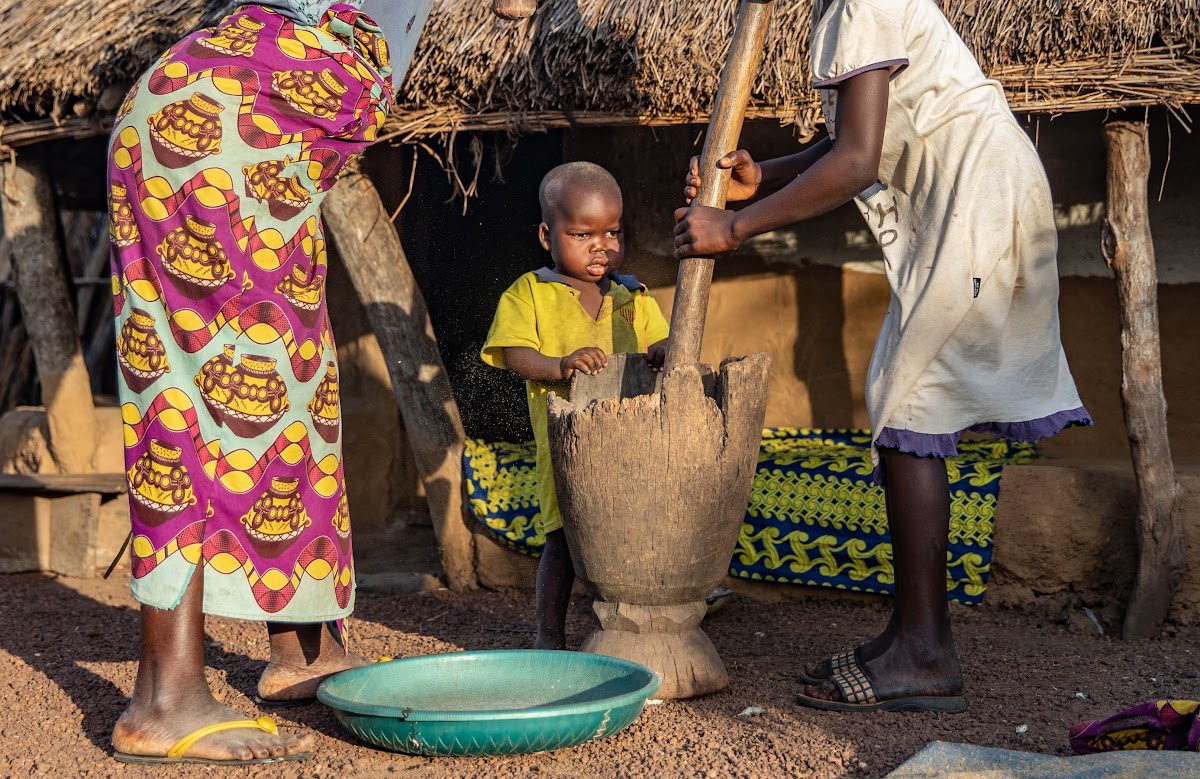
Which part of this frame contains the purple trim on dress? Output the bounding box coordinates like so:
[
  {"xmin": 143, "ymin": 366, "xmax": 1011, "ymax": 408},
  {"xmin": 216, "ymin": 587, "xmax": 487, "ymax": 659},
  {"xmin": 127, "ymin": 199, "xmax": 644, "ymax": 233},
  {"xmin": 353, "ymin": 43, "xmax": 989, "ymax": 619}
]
[
  {"xmin": 813, "ymin": 59, "xmax": 910, "ymax": 88},
  {"xmin": 872, "ymin": 406, "xmax": 1094, "ymax": 485}
]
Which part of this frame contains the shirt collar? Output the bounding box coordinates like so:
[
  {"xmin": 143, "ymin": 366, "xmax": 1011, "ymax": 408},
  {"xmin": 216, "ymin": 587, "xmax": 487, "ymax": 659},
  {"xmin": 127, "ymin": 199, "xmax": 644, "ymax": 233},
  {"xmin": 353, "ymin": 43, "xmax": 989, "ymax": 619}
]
[{"xmin": 533, "ymin": 266, "xmax": 644, "ymax": 292}]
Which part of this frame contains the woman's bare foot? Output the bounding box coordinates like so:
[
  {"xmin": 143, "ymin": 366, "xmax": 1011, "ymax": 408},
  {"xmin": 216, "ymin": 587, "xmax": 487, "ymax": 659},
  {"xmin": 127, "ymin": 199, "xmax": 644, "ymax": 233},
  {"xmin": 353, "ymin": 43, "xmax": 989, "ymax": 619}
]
[
  {"xmin": 113, "ymin": 695, "xmax": 311, "ymax": 761},
  {"xmin": 114, "ymin": 572, "xmax": 311, "ymax": 762},
  {"xmin": 258, "ymin": 622, "xmax": 369, "ymax": 702},
  {"xmin": 257, "ymin": 652, "xmax": 368, "ymax": 701}
]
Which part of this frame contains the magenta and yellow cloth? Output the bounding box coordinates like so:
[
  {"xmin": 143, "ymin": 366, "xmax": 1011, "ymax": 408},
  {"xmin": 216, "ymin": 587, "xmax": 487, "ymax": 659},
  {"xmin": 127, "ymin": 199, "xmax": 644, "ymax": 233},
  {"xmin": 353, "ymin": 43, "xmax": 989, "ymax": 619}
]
[
  {"xmin": 1072, "ymin": 700, "xmax": 1200, "ymax": 754},
  {"xmin": 108, "ymin": 4, "xmax": 391, "ymax": 621}
]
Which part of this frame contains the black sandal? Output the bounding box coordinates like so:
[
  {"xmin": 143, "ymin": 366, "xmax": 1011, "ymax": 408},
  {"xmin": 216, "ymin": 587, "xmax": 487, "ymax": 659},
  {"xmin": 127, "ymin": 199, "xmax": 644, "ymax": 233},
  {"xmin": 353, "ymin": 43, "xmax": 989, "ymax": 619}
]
[
  {"xmin": 798, "ymin": 647, "xmax": 859, "ymax": 685},
  {"xmin": 796, "ymin": 655, "xmax": 967, "ymax": 713}
]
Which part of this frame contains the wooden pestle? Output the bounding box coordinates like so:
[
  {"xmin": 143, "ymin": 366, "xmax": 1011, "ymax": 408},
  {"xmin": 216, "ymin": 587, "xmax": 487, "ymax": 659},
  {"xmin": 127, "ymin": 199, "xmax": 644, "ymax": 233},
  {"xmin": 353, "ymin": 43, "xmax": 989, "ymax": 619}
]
[{"xmin": 665, "ymin": 0, "xmax": 776, "ymax": 372}]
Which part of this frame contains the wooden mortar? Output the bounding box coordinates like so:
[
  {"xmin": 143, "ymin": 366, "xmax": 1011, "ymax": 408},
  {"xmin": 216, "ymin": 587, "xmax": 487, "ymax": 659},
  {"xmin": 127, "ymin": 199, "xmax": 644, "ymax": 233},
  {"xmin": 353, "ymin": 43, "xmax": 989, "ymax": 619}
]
[{"xmin": 546, "ymin": 0, "xmax": 775, "ymax": 700}]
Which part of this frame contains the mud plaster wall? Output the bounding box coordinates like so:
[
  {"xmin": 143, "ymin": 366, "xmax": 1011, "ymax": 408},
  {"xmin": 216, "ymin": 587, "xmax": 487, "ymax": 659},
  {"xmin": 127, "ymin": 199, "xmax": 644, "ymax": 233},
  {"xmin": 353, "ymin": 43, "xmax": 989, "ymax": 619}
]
[
  {"xmin": 369, "ymin": 111, "xmax": 1200, "ymax": 461},
  {"xmin": 989, "ymin": 464, "xmax": 1200, "ymax": 626},
  {"xmin": 562, "ymin": 112, "xmax": 1200, "ymax": 463},
  {"xmin": 354, "ymin": 110, "xmax": 1198, "ymax": 606}
]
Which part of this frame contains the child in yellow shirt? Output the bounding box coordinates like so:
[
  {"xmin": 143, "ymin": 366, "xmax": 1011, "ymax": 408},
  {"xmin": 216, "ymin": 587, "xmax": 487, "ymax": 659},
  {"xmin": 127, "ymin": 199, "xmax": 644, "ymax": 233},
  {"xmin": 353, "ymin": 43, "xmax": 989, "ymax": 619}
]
[{"xmin": 481, "ymin": 162, "xmax": 670, "ymax": 649}]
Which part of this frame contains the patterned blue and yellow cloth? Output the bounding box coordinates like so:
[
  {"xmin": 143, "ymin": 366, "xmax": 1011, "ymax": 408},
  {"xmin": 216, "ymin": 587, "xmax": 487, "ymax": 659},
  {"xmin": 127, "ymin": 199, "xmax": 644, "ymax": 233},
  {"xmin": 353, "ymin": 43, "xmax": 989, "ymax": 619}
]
[{"xmin": 463, "ymin": 428, "xmax": 1036, "ymax": 605}]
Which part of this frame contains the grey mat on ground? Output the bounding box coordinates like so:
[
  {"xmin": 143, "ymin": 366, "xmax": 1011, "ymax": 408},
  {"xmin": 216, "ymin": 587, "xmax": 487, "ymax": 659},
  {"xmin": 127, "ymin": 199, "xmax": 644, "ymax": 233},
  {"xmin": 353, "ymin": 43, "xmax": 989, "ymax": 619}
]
[{"xmin": 887, "ymin": 741, "xmax": 1200, "ymax": 778}]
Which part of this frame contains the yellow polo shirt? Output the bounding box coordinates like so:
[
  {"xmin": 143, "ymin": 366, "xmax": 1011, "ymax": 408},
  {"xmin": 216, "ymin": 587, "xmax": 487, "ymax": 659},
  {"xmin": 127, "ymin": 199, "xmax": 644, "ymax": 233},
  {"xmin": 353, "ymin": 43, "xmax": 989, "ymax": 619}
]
[{"xmin": 481, "ymin": 268, "xmax": 670, "ymax": 535}]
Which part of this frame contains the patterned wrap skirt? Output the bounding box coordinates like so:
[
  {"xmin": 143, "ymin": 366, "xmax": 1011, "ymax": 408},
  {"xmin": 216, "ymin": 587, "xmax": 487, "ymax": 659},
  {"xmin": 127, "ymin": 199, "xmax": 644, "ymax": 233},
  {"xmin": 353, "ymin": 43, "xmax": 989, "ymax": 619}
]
[{"xmin": 107, "ymin": 4, "xmax": 392, "ymax": 621}]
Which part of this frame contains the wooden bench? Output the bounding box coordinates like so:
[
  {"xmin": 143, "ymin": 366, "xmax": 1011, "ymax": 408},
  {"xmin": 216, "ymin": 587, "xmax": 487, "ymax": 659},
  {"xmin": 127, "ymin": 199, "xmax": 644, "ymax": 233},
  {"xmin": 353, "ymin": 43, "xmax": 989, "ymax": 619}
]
[{"xmin": 0, "ymin": 473, "xmax": 127, "ymax": 578}]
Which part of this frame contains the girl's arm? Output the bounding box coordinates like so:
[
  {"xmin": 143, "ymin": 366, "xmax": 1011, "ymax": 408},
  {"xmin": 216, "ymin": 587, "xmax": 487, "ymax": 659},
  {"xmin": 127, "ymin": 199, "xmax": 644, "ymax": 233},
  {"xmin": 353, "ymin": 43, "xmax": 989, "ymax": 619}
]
[
  {"xmin": 755, "ymin": 139, "xmax": 834, "ymax": 196},
  {"xmin": 674, "ymin": 68, "xmax": 890, "ymax": 258},
  {"xmin": 683, "ymin": 140, "xmax": 834, "ymax": 203},
  {"xmin": 503, "ymin": 346, "xmax": 608, "ymax": 383}
]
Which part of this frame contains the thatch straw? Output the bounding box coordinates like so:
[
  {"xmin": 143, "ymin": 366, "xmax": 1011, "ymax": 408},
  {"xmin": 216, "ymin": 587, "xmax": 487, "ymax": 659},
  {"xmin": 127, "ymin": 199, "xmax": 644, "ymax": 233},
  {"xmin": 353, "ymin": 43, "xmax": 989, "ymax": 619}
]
[
  {"xmin": 0, "ymin": 0, "xmax": 1197, "ymax": 143},
  {"xmin": 0, "ymin": 1, "xmax": 233, "ymax": 122},
  {"xmin": 386, "ymin": 0, "xmax": 1200, "ymax": 138}
]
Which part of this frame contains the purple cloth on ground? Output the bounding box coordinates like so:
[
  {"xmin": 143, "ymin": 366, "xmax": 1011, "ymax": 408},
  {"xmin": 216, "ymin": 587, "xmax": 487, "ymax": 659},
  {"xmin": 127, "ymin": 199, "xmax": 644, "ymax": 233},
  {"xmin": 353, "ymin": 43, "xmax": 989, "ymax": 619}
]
[{"xmin": 1070, "ymin": 700, "xmax": 1200, "ymax": 754}]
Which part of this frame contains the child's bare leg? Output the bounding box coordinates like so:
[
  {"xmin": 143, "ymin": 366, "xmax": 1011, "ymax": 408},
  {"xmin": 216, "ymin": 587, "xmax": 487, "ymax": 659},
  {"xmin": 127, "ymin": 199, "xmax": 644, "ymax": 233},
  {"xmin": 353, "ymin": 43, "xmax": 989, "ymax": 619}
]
[
  {"xmin": 804, "ymin": 447, "xmax": 962, "ymax": 702},
  {"xmin": 112, "ymin": 569, "xmax": 312, "ymax": 760},
  {"xmin": 258, "ymin": 622, "xmax": 368, "ymax": 702},
  {"xmin": 534, "ymin": 529, "xmax": 575, "ymax": 650}
]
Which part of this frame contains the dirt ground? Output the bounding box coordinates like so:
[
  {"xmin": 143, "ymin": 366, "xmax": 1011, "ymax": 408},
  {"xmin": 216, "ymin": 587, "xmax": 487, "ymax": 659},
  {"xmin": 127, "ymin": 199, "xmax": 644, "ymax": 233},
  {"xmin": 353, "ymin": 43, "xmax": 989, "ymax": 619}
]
[{"xmin": 2, "ymin": 572, "xmax": 1197, "ymax": 779}]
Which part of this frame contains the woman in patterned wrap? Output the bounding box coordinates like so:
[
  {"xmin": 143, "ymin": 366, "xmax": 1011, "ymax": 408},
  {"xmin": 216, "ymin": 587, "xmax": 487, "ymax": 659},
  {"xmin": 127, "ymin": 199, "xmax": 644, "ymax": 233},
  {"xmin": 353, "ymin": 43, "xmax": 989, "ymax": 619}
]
[{"xmin": 108, "ymin": 0, "xmax": 428, "ymax": 764}]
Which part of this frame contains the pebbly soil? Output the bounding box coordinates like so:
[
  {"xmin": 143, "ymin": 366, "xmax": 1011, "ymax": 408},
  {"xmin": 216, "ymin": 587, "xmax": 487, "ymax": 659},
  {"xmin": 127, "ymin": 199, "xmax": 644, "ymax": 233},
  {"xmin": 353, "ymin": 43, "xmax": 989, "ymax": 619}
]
[{"xmin": 1, "ymin": 572, "xmax": 1196, "ymax": 778}]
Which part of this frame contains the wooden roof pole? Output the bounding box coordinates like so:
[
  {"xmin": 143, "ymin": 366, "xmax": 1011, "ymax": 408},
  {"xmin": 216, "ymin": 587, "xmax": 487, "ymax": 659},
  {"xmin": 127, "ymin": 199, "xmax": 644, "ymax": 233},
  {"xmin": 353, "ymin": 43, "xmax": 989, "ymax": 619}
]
[
  {"xmin": 323, "ymin": 170, "xmax": 477, "ymax": 591},
  {"xmin": 1, "ymin": 149, "xmax": 96, "ymax": 473},
  {"xmin": 1101, "ymin": 120, "xmax": 1185, "ymax": 639}
]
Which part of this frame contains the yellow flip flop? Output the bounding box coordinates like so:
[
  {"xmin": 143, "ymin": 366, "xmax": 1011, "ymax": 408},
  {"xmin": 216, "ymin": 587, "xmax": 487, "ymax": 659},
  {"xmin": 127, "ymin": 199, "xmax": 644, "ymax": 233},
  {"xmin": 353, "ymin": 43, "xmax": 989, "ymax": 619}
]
[{"xmin": 113, "ymin": 715, "xmax": 312, "ymax": 765}]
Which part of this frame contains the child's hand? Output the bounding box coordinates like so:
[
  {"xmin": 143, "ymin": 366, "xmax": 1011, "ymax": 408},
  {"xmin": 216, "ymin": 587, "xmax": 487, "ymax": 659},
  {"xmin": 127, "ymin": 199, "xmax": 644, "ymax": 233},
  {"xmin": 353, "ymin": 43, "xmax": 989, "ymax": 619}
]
[
  {"xmin": 683, "ymin": 150, "xmax": 762, "ymax": 204},
  {"xmin": 673, "ymin": 205, "xmax": 740, "ymax": 259},
  {"xmin": 560, "ymin": 347, "xmax": 608, "ymax": 379},
  {"xmin": 647, "ymin": 341, "xmax": 667, "ymax": 372}
]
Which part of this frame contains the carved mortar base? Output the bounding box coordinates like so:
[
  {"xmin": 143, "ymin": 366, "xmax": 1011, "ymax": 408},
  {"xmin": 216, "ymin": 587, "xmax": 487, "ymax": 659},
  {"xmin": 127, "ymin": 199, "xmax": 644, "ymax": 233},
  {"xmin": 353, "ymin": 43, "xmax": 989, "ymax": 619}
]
[{"xmin": 579, "ymin": 601, "xmax": 724, "ymax": 699}]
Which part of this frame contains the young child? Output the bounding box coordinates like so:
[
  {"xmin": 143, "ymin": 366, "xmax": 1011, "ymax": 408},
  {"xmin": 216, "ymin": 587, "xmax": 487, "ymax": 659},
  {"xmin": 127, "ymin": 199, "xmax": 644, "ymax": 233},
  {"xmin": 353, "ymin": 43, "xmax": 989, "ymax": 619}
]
[
  {"xmin": 675, "ymin": 0, "xmax": 1091, "ymax": 711},
  {"xmin": 481, "ymin": 162, "xmax": 670, "ymax": 649}
]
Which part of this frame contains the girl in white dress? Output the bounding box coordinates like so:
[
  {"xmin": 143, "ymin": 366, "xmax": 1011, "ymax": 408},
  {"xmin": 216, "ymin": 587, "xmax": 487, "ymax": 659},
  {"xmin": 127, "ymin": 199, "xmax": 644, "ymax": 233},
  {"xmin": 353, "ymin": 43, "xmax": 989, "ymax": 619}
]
[{"xmin": 675, "ymin": 0, "xmax": 1090, "ymax": 712}]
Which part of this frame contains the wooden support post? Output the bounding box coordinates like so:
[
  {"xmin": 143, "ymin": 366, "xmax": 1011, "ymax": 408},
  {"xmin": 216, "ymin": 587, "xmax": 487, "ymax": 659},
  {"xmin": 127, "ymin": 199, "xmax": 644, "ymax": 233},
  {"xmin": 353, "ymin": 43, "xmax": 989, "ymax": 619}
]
[
  {"xmin": 1, "ymin": 151, "xmax": 96, "ymax": 473},
  {"xmin": 1101, "ymin": 120, "xmax": 1184, "ymax": 639},
  {"xmin": 323, "ymin": 170, "xmax": 477, "ymax": 591}
]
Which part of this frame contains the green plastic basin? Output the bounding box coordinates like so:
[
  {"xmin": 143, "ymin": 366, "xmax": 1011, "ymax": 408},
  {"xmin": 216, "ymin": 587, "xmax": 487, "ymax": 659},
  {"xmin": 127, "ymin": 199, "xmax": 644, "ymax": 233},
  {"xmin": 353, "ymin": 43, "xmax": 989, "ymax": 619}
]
[{"xmin": 316, "ymin": 650, "xmax": 661, "ymax": 757}]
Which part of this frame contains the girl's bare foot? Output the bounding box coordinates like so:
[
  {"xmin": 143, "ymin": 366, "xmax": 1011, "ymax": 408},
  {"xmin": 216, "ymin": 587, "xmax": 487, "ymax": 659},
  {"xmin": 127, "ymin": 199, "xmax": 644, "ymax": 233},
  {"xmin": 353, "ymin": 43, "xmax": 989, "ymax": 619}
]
[{"xmin": 113, "ymin": 695, "xmax": 311, "ymax": 762}]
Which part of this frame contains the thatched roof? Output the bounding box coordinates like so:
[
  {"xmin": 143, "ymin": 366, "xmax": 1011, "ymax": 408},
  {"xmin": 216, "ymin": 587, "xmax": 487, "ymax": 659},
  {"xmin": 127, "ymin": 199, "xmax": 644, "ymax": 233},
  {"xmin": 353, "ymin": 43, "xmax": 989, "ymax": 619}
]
[
  {"xmin": 0, "ymin": 1, "xmax": 231, "ymax": 116},
  {"xmin": 386, "ymin": 0, "xmax": 1200, "ymax": 139},
  {"xmin": 1, "ymin": 0, "xmax": 1198, "ymax": 148}
]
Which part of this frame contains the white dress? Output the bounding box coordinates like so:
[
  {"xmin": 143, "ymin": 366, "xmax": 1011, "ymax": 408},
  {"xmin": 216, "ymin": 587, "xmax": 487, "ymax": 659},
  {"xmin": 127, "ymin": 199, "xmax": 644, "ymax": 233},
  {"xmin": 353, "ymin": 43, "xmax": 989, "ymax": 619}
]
[{"xmin": 810, "ymin": 0, "xmax": 1090, "ymax": 472}]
